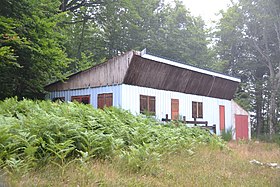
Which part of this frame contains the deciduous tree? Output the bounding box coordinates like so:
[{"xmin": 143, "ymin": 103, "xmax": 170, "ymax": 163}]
[
  {"xmin": 0, "ymin": 0, "xmax": 69, "ymax": 99},
  {"xmin": 214, "ymin": 0, "xmax": 280, "ymax": 138}
]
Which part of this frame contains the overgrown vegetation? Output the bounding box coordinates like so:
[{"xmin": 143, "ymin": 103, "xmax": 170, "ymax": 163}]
[
  {"xmin": 0, "ymin": 98, "xmax": 225, "ymax": 176},
  {"xmin": 5, "ymin": 142, "xmax": 280, "ymax": 186},
  {"xmin": 253, "ymin": 134, "xmax": 280, "ymax": 146},
  {"xmin": 221, "ymin": 128, "xmax": 233, "ymax": 142}
]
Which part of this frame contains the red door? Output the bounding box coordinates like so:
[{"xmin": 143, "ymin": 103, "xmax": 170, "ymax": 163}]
[
  {"xmin": 219, "ymin": 105, "xmax": 225, "ymax": 131},
  {"xmin": 171, "ymin": 99, "xmax": 179, "ymax": 120},
  {"xmin": 235, "ymin": 115, "xmax": 248, "ymax": 140}
]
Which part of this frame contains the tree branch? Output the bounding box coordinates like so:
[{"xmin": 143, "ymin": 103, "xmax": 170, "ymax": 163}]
[
  {"xmin": 66, "ymin": 0, "xmax": 81, "ymax": 10},
  {"xmin": 274, "ymin": 23, "xmax": 280, "ymax": 52},
  {"xmin": 273, "ymin": 22, "xmax": 280, "ymax": 79},
  {"xmin": 60, "ymin": 0, "xmax": 104, "ymax": 12},
  {"xmin": 250, "ymin": 39, "xmax": 270, "ymax": 68},
  {"xmin": 59, "ymin": 20, "xmax": 85, "ymax": 25},
  {"xmin": 60, "ymin": 0, "xmax": 83, "ymax": 12}
]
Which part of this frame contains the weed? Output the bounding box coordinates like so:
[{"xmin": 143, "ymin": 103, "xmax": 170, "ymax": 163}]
[
  {"xmin": 221, "ymin": 128, "xmax": 233, "ymax": 142},
  {"xmin": 252, "ymin": 133, "xmax": 280, "ymax": 146}
]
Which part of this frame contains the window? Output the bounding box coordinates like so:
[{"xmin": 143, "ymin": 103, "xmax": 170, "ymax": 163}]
[
  {"xmin": 140, "ymin": 95, "xmax": 155, "ymax": 115},
  {"xmin": 71, "ymin": 95, "xmax": 90, "ymax": 104},
  {"xmin": 98, "ymin": 93, "xmax": 113, "ymax": 109},
  {"xmin": 52, "ymin": 97, "xmax": 65, "ymax": 102},
  {"xmin": 192, "ymin": 101, "xmax": 203, "ymax": 118}
]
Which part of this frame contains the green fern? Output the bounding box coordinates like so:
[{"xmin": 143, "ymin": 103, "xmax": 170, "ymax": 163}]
[{"xmin": 0, "ymin": 98, "xmax": 226, "ymax": 174}]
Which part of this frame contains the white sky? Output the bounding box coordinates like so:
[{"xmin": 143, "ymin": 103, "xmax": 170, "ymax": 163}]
[{"xmin": 169, "ymin": 0, "xmax": 233, "ymax": 26}]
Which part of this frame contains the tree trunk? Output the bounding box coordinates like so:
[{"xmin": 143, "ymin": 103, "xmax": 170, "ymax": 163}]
[
  {"xmin": 255, "ymin": 87, "xmax": 263, "ymax": 137},
  {"xmin": 77, "ymin": 17, "xmax": 87, "ymax": 60},
  {"xmin": 255, "ymin": 68, "xmax": 265, "ymax": 137},
  {"xmin": 268, "ymin": 78, "xmax": 279, "ymax": 139}
]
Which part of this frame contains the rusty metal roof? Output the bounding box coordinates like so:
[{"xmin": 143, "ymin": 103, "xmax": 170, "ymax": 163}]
[
  {"xmin": 124, "ymin": 54, "xmax": 239, "ymax": 100},
  {"xmin": 45, "ymin": 50, "xmax": 240, "ymax": 100},
  {"xmin": 139, "ymin": 49, "xmax": 240, "ymax": 83}
]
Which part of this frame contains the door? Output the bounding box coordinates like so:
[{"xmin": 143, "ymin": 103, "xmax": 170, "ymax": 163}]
[
  {"xmin": 219, "ymin": 105, "xmax": 225, "ymax": 131},
  {"xmin": 171, "ymin": 99, "xmax": 179, "ymax": 120},
  {"xmin": 235, "ymin": 115, "xmax": 248, "ymax": 140}
]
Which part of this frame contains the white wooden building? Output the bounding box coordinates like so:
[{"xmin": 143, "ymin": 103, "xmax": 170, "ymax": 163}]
[{"xmin": 45, "ymin": 50, "xmax": 250, "ymax": 139}]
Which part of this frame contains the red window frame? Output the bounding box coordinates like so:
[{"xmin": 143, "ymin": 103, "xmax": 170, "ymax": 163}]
[
  {"xmin": 140, "ymin": 95, "xmax": 156, "ymax": 115},
  {"xmin": 71, "ymin": 95, "xmax": 90, "ymax": 104},
  {"xmin": 98, "ymin": 93, "xmax": 113, "ymax": 109},
  {"xmin": 192, "ymin": 101, "xmax": 203, "ymax": 118}
]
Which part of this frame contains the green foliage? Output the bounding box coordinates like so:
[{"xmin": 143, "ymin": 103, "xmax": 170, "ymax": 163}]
[
  {"xmin": 221, "ymin": 128, "xmax": 233, "ymax": 142},
  {"xmin": 0, "ymin": 98, "xmax": 225, "ymax": 174},
  {"xmin": 61, "ymin": 0, "xmax": 210, "ymax": 68},
  {"xmin": 272, "ymin": 134, "xmax": 280, "ymax": 146},
  {"xmin": 0, "ymin": 0, "xmax": 211, "ymax": 99},
  {"xmin": 253, "ymin": 133, "xmax": 280, "ymax": 146},
  {"xmin": 234, "ymin": 83, "xmax": 252, "ymax": 111},
  {"xmin": 0, "ymin": 0, "xmax": 69, "ymax": 100},
  {"xmin": 146, "ymin": 1, "xmax": 210, "ymax": 67},
  {"xmin": 214, "ymin": 0, "xmax": 280, "ymax": 137}
]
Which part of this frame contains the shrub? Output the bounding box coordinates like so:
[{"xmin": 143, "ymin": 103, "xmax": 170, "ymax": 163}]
[
  {"xmin": 0, "ymin": 98, "xmax": 226, "ymax": 174},
  {"xmin": 221, "ymin": 128, "xmax": 233, "ymax": 142}
]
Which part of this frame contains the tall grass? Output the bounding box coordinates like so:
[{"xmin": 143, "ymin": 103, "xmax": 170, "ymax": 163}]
[
  {"xmin": 0, "ymin": 98, "xmax": 225, "ymax": 174},
  {"xmin": 8, "ymin": 142, "xmax": 280, "ymax": 186},
  {"xmin": 221, "ymin": 128, "xmax": 233, "ymax": 142},
  {"xmin": 253, "ymin": 133, "xmax": 280, "ymax": 146}
]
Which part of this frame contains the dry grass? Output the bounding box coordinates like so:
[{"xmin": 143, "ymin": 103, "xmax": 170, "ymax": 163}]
[
  {"xmin": 158, "ymin": 141, "xmax": 280, "ymax": 187},
  {"xmin": 228, "ymin": 141, "xmax": 280, "ymax": 161},
  {"xmin": 4, "ymin": 141, "xmax": 280, "ymax": 187}
]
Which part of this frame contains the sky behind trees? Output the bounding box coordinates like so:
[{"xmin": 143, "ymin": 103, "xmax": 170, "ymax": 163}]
[{"xmin": 175, "ymin": 0, "xmax": 232, "ymax": 26}]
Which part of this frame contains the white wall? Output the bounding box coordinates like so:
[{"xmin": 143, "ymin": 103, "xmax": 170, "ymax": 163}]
[
  {"xmin": 121, "ymin": 84, "xmax": 232, "ymax": 135},
  {"xmin": 46, "ymin": 85, "xmax": 122, "ymax": 108},
  {"xmin": 46, "ymin": 84, "xmax": 233, "ymax": 135}
]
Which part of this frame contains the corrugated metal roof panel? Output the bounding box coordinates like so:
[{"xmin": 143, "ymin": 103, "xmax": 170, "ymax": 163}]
[
  {"xmin": 140, "ymin": 53, "xmax": 241, "ymax": 83},
  {"xmin": 45, "ymin": 50, "xmax": 240, "ymax": 100},
  {"xmin": 123, "ymin": 55, "xmax": 238, "ymax": 100}
]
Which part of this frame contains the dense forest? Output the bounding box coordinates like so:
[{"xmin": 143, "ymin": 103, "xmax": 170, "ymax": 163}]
[{"xmin": 0, "ymin": 0, "xmax": 279, "ymax": 138}]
